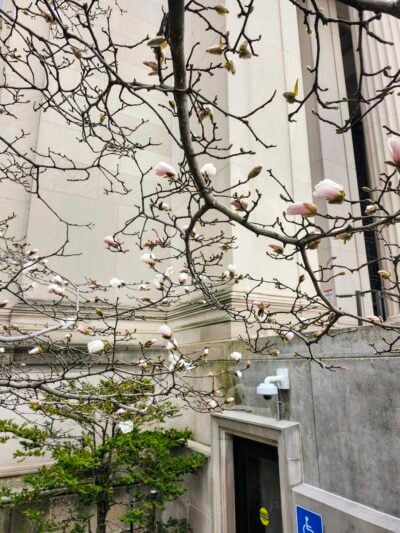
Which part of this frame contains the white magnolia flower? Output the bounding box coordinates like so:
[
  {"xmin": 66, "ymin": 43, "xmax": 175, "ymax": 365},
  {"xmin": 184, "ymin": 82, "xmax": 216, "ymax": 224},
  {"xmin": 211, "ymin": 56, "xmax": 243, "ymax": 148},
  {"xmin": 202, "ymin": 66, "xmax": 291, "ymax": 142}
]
[
  {"xmin": 235, "ymin": 370, "xmax": 243, "ymax": 378},
  {"xmin": 206, "ymin": 399, "xmax": 218, "ymax": 409},
  {"xmin": 29, "ymin": 346, "xmax": 44, "ymax": 356},
  {"xmin": 115, "ymin": 408, "xmax": 127, "ymax": 416},
  {"xmin": 48, "ymin": 284, "xmax": 66, "ymax": 296},
  {"xmin": 87, "ymin": 340, "xmax": 105, "ymax": 354},
  {"xmin": 141, "ymin": 253, "xmax": 156, "ymax": 266},
  {"xmin": 0, "ymin": 347, "xmax": 5, "ymax": 354},
  {"xmin": 224, "ymin": 264, "xmax": 238, "ymax": 279},
  {"xmin": 230, "ymin": 351, "xmax": 242, "ymax": 362},
  {"xmin": 179, "ymin": 272, "xmax": 188, "ymax": 285},
  {"xmin": 168, "ymin": 352, "xmax": 195, "ymax": 371},
  {"xmin": 200, "ymin": 163, "xmax": 217, "ymax": 180},
  {"xmin": 51, "ymin": 275, "xmax": 67, "ymax": 286},
  {"xmin": 109, "ymin": 277, "xmax": 124, "ymax": 288},
  {"xmin": 117, "ymin": 420, "xmax": 134, "ymax": 434}
]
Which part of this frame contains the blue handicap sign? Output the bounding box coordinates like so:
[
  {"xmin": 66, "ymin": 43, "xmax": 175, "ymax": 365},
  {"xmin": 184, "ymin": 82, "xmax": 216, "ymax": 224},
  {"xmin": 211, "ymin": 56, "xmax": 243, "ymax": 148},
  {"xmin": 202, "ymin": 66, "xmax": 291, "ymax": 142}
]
[{"xmin": 296, "ymin": 506, "xmax": 323, "ymax": 533}]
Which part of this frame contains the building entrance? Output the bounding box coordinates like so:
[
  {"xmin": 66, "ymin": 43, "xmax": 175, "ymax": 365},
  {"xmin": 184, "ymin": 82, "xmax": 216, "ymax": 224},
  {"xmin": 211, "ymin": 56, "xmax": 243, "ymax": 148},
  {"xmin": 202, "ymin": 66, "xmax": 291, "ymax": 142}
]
[{"xmin": 233, "ymin": 436, "xmax": 283, "ymax": 533}]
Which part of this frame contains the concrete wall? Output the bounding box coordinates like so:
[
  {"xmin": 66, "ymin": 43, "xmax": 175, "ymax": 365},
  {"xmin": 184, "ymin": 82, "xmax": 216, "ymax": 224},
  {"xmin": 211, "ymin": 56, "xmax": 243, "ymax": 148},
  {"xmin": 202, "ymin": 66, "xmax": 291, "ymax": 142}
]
[{"xmin": 164, "ymin": 325, "xmax": 400, "ymax": 530}]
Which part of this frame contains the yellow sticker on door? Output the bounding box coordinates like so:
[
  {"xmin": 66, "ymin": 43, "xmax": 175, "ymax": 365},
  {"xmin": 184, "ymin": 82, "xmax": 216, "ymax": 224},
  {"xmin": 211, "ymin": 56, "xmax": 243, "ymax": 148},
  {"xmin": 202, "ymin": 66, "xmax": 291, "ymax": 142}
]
[{"xmin": 259, "ymin": 506, "xmax": 270, "ymax": 526}]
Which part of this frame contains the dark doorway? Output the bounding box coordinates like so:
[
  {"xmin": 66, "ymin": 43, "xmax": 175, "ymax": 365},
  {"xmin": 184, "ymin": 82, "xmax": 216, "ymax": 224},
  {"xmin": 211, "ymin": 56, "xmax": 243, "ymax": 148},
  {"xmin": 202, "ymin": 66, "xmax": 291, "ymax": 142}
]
[{"xmin": 233, "ymin": 436, "xmax": 283, "ymax": 533}]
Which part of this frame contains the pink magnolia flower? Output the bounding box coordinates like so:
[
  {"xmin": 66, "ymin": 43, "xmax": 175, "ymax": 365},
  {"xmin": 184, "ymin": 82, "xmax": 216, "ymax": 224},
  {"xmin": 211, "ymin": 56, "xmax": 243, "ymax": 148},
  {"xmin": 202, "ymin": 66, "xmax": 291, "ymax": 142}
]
[
  {"xmin": 143, "ymin": 60, "xmax": 158, "ymax": 70},
  {"xmin": 387, "ymin": 136, "xmax": 400, "ymax": 165},
  {"xmin": 159, "ymin": 324, "xmax": 172, "ymax": 339},
  {"xmin": 365, "ymin": 315, "xmax": 382, "ymax": 324},
  {"xmin": 143, "ymin": 60, "xmax": 159, "ymax": 76},
  {"xmin": 77, "ymin": 324, "xmax": 91, "ymax": 335},
  {"xmin": 313, "ymin": 179, "xmax": 346, "ymax": 204},
  {"xmin": 282, "ymin": 331, "xmax": 294, "ymax": 341},
  {"xmin": 269, "ymin": 243, "xmax": 284, "ymax": 254},
  {"xmin": 179, "ymin": 272, "xmax": 188, "ymax": 285},
  {"xmin": 104, "ymin": 235, "xmax": 118, "ymax": 247},
  {"xmin": 154, "ymin": 161, "xmax": 177, "ymax": 178},
  {"xmin": 286, "ymin": 202, "xmax": 317, "ymax": 217}
]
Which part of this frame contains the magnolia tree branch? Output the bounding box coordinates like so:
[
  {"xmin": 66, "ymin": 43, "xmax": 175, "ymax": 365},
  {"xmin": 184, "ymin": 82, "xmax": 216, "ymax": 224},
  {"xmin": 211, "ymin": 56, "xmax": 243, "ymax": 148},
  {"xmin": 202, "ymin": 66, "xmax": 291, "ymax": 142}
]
[
  {"xmin": 0, "ymin": 0, "xmax": 399, "ymax": 421},
  {"xmin": 338, "ymin": 0, "xmax": 400, "ymax": 17}
]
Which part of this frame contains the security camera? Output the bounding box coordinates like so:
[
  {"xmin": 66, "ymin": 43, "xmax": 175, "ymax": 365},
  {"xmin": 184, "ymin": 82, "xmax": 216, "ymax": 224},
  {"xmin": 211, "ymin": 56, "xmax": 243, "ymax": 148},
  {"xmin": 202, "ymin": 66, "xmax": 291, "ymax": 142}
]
[
  {"xmin": 256, "ymin": 368, "xmax": 289, "ymax": 401},
  {"xmin": 257, "ymin": 381, "xmax": 278, "ymax": 400}
]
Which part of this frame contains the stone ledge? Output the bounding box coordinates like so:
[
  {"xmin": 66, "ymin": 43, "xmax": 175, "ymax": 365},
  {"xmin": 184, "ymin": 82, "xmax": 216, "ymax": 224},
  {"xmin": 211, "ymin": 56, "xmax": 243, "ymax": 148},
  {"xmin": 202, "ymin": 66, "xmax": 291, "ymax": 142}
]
[{"xmin": 293, "ymin": 483, "xmax": 400, "ymax": 532}]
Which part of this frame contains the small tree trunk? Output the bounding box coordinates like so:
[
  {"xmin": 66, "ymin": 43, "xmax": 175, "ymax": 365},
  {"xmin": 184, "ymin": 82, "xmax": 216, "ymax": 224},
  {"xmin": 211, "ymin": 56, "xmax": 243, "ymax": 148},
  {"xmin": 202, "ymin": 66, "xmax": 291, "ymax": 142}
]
[{"xmin": 96, "ymin": 494, "xmax": 109, "ymax": 533}]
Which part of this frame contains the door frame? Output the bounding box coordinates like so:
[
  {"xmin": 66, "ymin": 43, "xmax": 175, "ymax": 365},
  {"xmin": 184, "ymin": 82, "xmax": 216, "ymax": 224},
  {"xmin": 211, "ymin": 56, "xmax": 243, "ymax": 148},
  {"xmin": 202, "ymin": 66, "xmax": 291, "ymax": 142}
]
[{"xmin": 211, "ymin": 411, "xmax": 303, "ymax": 533}]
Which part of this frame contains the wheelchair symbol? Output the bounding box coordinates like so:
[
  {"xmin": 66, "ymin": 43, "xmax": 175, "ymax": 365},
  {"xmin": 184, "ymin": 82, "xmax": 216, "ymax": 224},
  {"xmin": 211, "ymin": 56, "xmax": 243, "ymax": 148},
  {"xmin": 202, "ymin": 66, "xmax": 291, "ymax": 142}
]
[{"xmin": 302, "ymin": 516, "xmax": 314, "ymax": 533}]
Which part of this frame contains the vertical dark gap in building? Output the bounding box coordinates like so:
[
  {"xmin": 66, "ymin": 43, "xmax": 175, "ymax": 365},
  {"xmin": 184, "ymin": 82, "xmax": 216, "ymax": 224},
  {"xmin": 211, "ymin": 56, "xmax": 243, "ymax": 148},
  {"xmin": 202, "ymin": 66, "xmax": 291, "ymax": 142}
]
[{"xmin": 338, "ymin": 22, "xmax": 384, "ymax": 317}]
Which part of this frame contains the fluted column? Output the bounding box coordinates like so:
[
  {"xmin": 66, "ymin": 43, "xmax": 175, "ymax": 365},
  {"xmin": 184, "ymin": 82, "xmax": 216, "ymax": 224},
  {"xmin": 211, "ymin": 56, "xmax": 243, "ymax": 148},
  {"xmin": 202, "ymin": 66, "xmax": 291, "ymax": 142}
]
[
  {"xmin": 350, "ymin": 10, "xmax": 400, "ymax": 319},
  {"xmin": 298, "ymin": 0, "xmax": 373, "ymax": 322}
]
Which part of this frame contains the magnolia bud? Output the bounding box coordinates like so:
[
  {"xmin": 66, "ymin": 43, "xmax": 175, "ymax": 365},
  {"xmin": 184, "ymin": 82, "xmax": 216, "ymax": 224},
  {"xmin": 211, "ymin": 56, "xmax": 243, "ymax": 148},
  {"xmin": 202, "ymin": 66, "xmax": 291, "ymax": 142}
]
[
  {"xmin": 248, "ymin": 165, "xmax": 262, "ymax": 179},
  {"xmin": 147, "ymin": 35, "xmax": 167, "ymax": 48},
  {"xmin": 224, "ymin": 59, "xmax": 236, "ymax": 74},
  {"xmin": 365, "ymin": 204, "xmax": 378, "ymax": 215},
  {"xmin": 215, "ymin": 4, "xmax": 229, "ymax": 14},
  {"xmin": 238, "ymin": 41, "xmax": 251, "ymax": 59}
]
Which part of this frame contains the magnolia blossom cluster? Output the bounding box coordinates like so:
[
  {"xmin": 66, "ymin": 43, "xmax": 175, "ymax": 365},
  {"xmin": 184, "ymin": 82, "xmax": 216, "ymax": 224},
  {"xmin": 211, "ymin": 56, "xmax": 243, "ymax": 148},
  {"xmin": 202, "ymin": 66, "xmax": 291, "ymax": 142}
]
[
  {"xmin": 223, "ymin": 264, "xmax": 238, "ymax": 280},
  {"xmin": 286, "ymin": 179, "xmax": 346, "ymax": 217},
  {"xmin": 47, "ymin": 275, "xmax": 68, "ymax": 296}
]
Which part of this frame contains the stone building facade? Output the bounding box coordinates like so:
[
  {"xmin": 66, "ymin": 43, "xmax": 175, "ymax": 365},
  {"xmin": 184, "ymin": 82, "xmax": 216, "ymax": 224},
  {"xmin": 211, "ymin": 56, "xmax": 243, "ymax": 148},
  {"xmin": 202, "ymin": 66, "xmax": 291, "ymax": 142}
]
[{"xmin": 0, "ymin": 0, "xmax": 399, "ymax": 531}]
